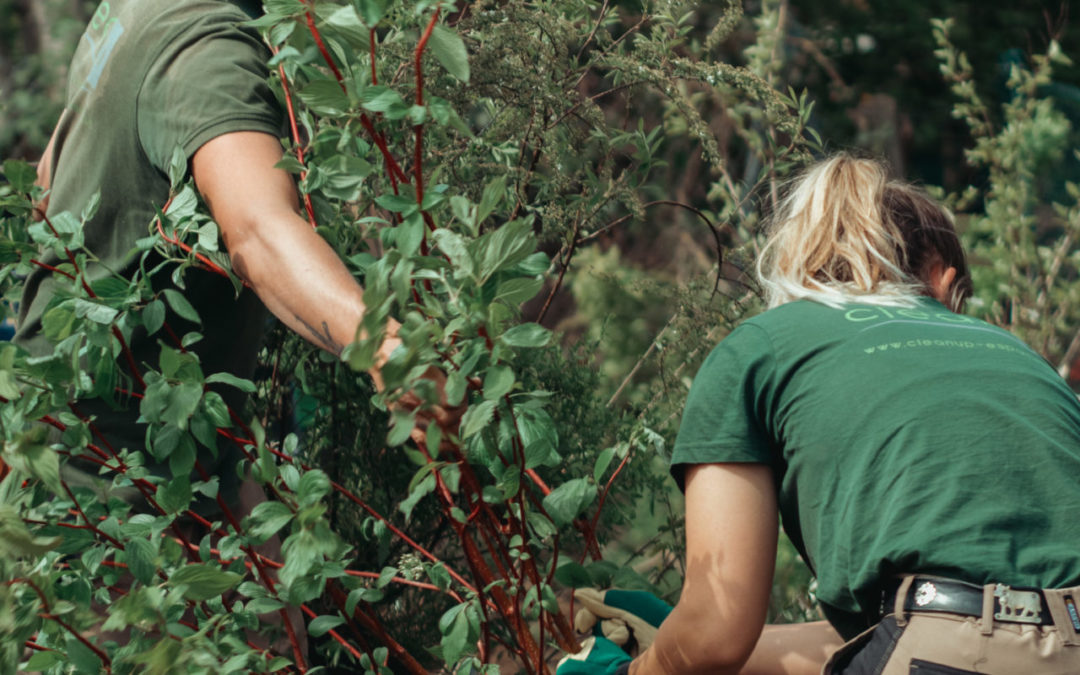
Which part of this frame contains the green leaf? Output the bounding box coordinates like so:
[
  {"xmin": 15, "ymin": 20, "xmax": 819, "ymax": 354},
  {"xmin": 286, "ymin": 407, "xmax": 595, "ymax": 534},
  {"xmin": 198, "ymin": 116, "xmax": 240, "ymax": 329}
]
[
  {"xmin": 2, "ymin": 158, "xmax": 37, "ymax": 192},
  {"xmin": 356, "ymin": 0, "xmax": 387, "ymax": 26},
  {"xmin": 248, "ymin": 500, "xmax": 295, "ymax": 543},
  {"xmin": 399, "ymin": 472, "xmax": 435, "ymax": 522},
  {"xmin": 554, "ymin": 561, "xmax": 592, "ymax": 588},
  {"xmin": 89, "ymin": 275, "xmax": 129, "ymax": 301},
  {"xmin": 0, "ymin": 504, "xmax": 61, "ymax": 558},
  {"xmin": 478, "ymin": 218, "xmax": 535, "ymax": 280},
  {"xmin": 460, "ymin": 400, "xmax": 496, "ymax": 439},
  {"xmin": 168, "ymin": 146, "xmax": 187, "ymax": 189},
  {"xmin": 162, "ymin": 382, "xmax": 203, "ymax": 430},
  {"xmin": 495, "ymin": 276, "xmax": 544, "ymax": 307},
  {"xmin": 247, "ymin": 597, "xmax": 285, "ymax": 614},
  {"xmin": 24, "ymin": 650, "xmax": 64, "ymax": 671},
  {"xmin": 500, "ymin": 323, "xmax": 551, "ymax": 348},
  {"xmin": 65, "ymin": 634, "xmax": 103, "ymax": 674},
  {"xmin": 427, "ymin": 562, "xmax": 452, "ymax": 591},
  {"xmin": 395, "ymin": 212, "xmax": 425, "ymax": 259},
  {"xmin": 167, "ymin": 434, "xmax": 196, "ymax": 476},
  {"xmin": 593, "ymin": 446, "xmax": 616, "ymax": 483},
  {"xmin": 163, "ymin": 288, "xmax": 201, "ymax": 325},
  {"xmin": 268, "ymin": 23, "xmax": 298, "ymax": 49},
  {"xmin": 297, "ymin": 469, "xmax": 331, "ymax": 506},
  {"xmin": 325, "ymin": 5, "xmax": 367, "ymax": 46},
  {"xmin": 169, "ymin": 563, "xmax": 242, "ymax": 601},
  {"xmin": 71, "ymin": 298, "xmax": 118, "ymax": 324},
  {"xmin": 428, "ymin": 24, "xmax": 470, "ymax": 82},
  {"xmin": 516, "ymin": 407, "xmax": 559, "ymax": 469},
  {"xmin": 125, "ymin": 537, "xmax": 158, "ymax": 586},
  {"xmin": 4, "ymin": 429, "xmax": 62, "ymax": 495},
  {"xmin": 439, "ymin": 604, "xmax": 471, "ymax": 665},
  {"xmin": 298, "ymin": 79, "xmax": 350, "ymax": 116},
  {"xmin": 444, "ymin": 370, "xmax": 467, "ymax": 407},
  {"xmin": 360, "ymin": 85, "xmax": 409, "ymax": 116},
  {"xmin": 386, "ymin": 410, "xmax": 416, "ymax": 447},
  {"xmin": 431, "ymin": 229, "xmax": 474, "ymax": 279},
  {"xmin": 374, "ymin": 192, "xmax": 418, "ymax": 214},
  {"xmin": 143, "ymin": 299, "xmax": 166, "ymax": 335},
  {"xmin": 308, "ymin": 614, "xmax": 346, "ymax": 637},
  {"xmin": 205, "ymin": 372, "xmax": 256, "ymax": 393},
  {"xmin": 541, "ymin": 478, "xmax": 596, "ymax": 527},
  {"xmin": 477, "ymin": 176, "xmax": 506, "ymax": 225},
  {"xmin": 41, "ymin": 305, "xmax": 76, "ymax": 341},
  {"xmin": 482, "ymin": 365, "xmax": 514, "ymax": 400},
  {"xmin": 157, "ymin": 475, "xmax": 193, "ymax": 514},
  {"xmin": 202, "ymin": 391, "xmax": 231, "ymax": 427},
  {"xmin": 409, "ymin": 104, "xmax": 428, "ymax": 125}
]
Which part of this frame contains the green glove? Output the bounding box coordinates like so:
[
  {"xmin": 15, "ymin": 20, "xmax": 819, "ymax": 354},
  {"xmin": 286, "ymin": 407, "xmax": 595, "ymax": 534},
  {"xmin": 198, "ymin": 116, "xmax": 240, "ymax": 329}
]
[
  {"xmin": 555, "ymin": 636, "xmax": 632, "ymax": 675},
  {"xmin": 573, "ymin": 588, "xmax": 673, "ymax": 651}
]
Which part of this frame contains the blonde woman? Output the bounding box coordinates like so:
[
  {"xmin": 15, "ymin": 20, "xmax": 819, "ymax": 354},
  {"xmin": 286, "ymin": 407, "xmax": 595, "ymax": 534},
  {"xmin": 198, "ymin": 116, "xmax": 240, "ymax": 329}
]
[{"xmin": 562, "ymin": 155, "xmax": 1080, "ymax": 674}]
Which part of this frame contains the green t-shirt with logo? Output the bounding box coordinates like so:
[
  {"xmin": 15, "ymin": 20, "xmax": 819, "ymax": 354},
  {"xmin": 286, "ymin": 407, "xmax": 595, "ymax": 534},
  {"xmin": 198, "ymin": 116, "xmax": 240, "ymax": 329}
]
[
  {"xmin": 671, "ymin": 298, "xmax": 1080, "ymax": 632},
  {"xmin": 15, "ymin": 0, "xmax": 281, "ymax": 486}
]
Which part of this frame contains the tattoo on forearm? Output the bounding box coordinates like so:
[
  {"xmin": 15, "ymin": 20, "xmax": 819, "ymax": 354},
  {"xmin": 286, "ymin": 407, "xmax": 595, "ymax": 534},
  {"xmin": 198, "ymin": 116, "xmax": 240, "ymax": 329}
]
[{"xmin": 296, "ymin": 316, "xmax": 343, "ymax": 355}]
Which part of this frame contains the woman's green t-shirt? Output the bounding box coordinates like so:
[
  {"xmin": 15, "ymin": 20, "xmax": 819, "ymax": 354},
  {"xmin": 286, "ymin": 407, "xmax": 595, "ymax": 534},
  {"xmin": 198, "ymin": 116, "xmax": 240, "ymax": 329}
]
[{"xmin": 671, "ymin": 298, "xmax": 1080, "ymax": 631}]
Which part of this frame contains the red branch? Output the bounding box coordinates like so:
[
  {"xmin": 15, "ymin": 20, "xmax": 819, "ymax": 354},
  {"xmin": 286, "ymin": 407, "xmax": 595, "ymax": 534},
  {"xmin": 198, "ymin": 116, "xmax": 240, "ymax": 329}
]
[
  {"xmin": 273, "ymin": 47, "xmax": 318, "ymax": 228},
  {"xmin": 304, "ymin": 9, "xmax": 345, "ymax": 85},
  {"xmin": 413, "ymin": 8, "xmax": 440, "ymax": 209},
  {"xmin": 328, "ymin": 582, "xmax": 427, "ymax": 674},
  {"xmin": 300, "ymin": 3, "xmax": 408, "ymax": 188},
  {"xmin": 30, "ymin": 258, "xmax": 75, "ymax": 280},
  {"xmin": 152, "ymin": 193, "xmax": 230, "ymax": 280}
]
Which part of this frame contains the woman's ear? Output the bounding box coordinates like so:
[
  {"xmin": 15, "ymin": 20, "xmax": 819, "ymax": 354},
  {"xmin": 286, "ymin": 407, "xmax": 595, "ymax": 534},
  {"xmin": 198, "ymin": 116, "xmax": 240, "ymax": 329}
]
[{"xmin": 928, "ymin": 263, "xmax": 957, "ymax": 306}]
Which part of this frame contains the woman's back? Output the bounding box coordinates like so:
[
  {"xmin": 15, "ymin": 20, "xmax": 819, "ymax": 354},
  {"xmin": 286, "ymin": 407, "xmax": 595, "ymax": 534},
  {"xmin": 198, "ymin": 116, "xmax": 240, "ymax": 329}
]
[{"xmin": 672, "ymin": 296, "xmax": 1080, "ymax": 625}]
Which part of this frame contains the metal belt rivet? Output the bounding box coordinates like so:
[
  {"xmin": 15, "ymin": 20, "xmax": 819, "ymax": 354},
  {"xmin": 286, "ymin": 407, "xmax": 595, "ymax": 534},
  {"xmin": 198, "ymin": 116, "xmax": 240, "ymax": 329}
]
[{"xmin": 914, "ymin": 581, "xmax": 937, "ymax": 607}]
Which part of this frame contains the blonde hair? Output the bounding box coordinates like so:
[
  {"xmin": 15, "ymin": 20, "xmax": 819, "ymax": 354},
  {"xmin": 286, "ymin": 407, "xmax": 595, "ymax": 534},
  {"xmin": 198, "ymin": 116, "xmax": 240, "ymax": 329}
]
[{"xmin": 757, "ymin": 154, "xmax": 972, "ymax": 312}]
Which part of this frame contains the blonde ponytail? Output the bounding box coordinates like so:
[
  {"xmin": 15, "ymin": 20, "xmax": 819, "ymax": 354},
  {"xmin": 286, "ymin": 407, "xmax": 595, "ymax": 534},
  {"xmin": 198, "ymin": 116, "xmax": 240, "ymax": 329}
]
[{"xmin": 757, "ymin": 154, "xmax": 971, "ymax": 311}]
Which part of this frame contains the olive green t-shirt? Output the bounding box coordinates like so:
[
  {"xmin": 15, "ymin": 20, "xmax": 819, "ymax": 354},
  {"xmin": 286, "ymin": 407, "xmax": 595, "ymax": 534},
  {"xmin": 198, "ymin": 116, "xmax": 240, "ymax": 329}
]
[
  {"xmin": 671, "ymin": 298, "xmax": 1080, "ymax": 632},
  {"xmin": 17, "ymin": 0, "xmax": 281, "ymax": 364},
  {"xmin": 15, "ymin": 0, "xmax": 281, "ymax": 475}
]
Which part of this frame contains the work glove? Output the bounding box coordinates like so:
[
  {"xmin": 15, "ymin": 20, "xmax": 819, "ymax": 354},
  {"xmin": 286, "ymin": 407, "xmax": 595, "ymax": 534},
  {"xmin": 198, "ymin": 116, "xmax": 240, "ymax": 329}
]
[
  {"xmin": 556, "ymin": 588, "xmax": 673, "ymax": 675},
  {"xmin": 555, "ymin": 636, "xmax": 632, "ymax": 675}
]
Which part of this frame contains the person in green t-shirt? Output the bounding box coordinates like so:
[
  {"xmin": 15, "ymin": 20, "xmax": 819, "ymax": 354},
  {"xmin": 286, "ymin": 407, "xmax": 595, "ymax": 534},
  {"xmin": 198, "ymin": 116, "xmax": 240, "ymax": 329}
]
[
  {"xmin": 24, "ymin": 0, "xmax": 451, "ymax": 500},
  {"xmin": 560, "ymin": 155, "xmax": 1080, "ymax": 675},
  {"xmin": 22, "ymin": 0, "xmax": 454, "ymax": 656}
]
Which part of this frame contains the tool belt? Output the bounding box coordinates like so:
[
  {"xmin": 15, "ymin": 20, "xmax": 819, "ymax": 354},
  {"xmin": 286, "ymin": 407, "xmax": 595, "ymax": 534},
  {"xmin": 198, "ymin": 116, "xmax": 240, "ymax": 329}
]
[{"xmin": 887, "ymin": 576, "xmax": 1054, "ymax": 626}]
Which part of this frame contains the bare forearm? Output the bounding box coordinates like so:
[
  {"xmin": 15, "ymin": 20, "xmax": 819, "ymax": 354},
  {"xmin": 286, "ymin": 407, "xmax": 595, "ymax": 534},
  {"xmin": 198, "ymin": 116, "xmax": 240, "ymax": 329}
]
[
  {"xmin": 628, "ymin": 591, "xmax": 757, "ymax": 675},
  {"xmin": 191, "ymin": 131, "xmax": 400, "ymax": 386},
  {"xmin": 740, "ymin": 621, "xmax": 842, "ymax": 675},
  {"xmin": 631, "ymin": 620, "xmax": 839, "ymax": 675},
  {"xmin": 228, "ymin": 211, "xmax": 366, "ymax": 355}
]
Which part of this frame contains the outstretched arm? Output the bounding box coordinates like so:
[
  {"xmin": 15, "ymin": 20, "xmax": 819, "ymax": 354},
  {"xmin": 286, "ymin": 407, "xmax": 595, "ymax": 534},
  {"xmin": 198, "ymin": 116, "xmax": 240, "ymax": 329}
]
[
  {"xmin": 741, "ymin": 621, "xmax": 843, "ymax": 675},
  {"xmin": 629, "ymin": 461, "xmax": 842, "ymax": 674},
  {"xmin": 191, "ymin": 131, "xmax": 399, "ymax": 387},
  {"xmin": 631, "ymin": 462, "xmax": 780, "ymax": 674}
]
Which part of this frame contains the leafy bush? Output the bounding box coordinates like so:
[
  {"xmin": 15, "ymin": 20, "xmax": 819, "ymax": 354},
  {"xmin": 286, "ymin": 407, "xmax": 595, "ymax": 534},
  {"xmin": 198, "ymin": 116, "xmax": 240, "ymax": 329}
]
[{"xmin": 0, "ymin": 0, "xmax": 818, "ymax": 672}]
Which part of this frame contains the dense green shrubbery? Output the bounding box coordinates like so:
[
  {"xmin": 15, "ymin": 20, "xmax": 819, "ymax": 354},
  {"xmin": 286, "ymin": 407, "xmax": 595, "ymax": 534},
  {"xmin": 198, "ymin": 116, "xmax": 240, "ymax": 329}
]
[
  {"xmin": 2, "ymin": 0, "xmax": 1076, "ymax": 672},
  {"xmin": 0, "ymin": 0, "xmax": 814, "ymax": 672}
]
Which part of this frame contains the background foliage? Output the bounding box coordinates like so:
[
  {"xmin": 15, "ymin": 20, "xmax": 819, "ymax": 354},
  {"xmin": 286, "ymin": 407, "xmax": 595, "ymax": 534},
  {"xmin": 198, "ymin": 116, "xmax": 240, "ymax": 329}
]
[{"xmin": 1, "ymin": 0, "xmax": 1078, "ymax": 673}]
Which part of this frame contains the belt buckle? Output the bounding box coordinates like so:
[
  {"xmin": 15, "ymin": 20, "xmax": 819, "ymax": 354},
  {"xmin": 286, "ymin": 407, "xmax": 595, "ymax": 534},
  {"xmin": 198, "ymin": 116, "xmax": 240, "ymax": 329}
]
[{"xmin": 993, "ymin": 583, "xmax": 1043, "ymax": 624}]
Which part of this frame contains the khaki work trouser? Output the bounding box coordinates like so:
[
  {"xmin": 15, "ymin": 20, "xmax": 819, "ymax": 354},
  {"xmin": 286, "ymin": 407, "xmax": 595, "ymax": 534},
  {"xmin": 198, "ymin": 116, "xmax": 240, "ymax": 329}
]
[{"xmin": 824, "ymin": 578, "xmax": 1080, "ymax": 674}]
